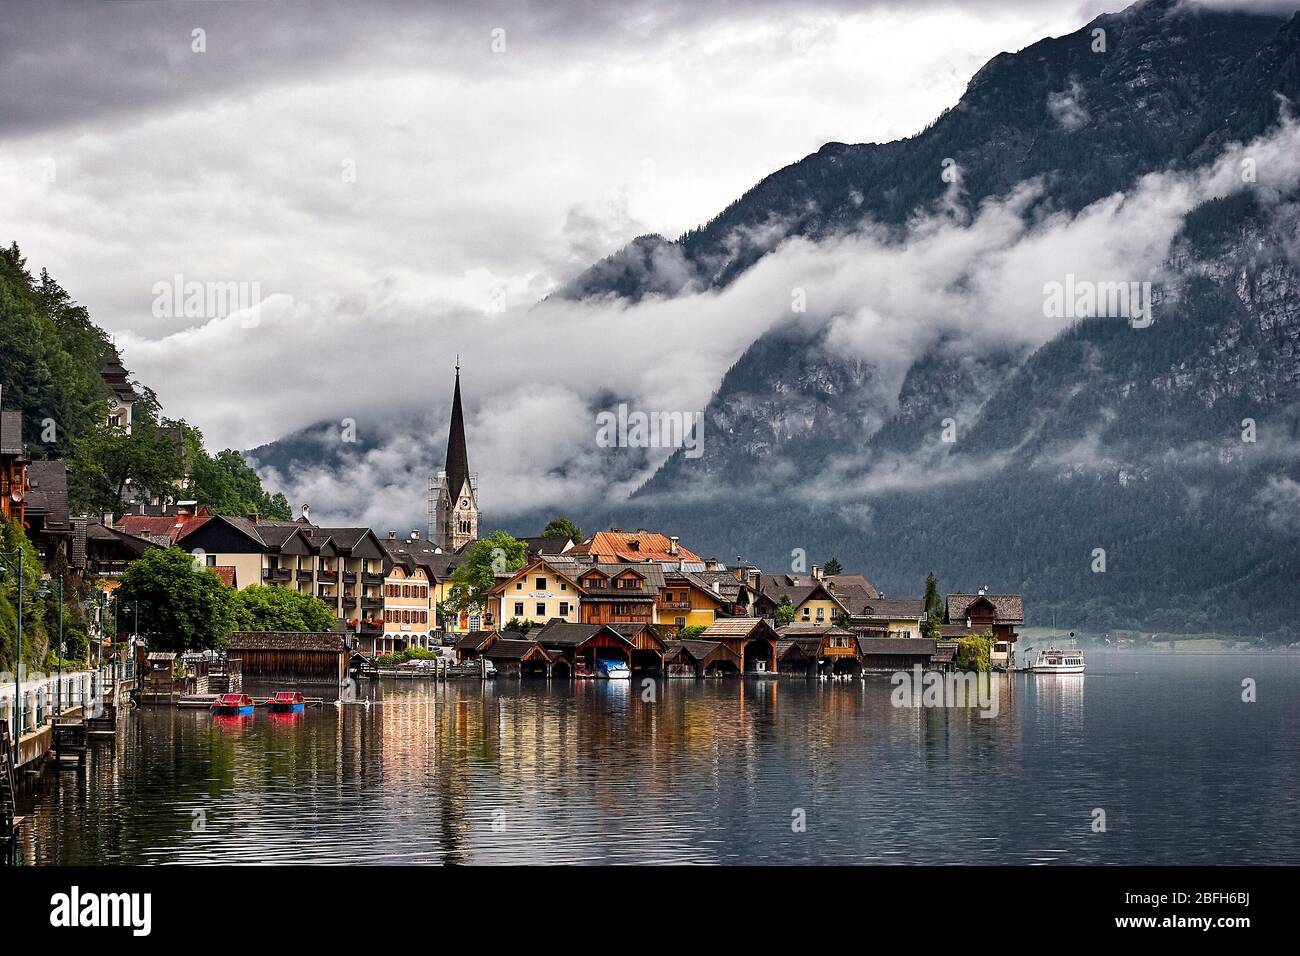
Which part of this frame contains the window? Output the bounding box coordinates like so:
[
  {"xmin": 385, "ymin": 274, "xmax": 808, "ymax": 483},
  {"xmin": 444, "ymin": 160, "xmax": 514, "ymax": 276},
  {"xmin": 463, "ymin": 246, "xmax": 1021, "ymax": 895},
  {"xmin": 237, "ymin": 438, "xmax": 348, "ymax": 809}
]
[
  {"xmin": 516, "ymin": 581, "xmax": 523, "ymax": 590},
  {"xmin": 664, "ymin": 592, "xmax": 673, "ymax": 602},
  {"xmin": 536, "ymin": 577, "xmax": 546, "ymax": 590},
  {"xmin": 675, "ymin": 616, "xmax": 685, "ymax": 627},
  {"xmin": 560, "ymin": 582, "xmax": 567, "ymax": 591},
  {"xmin": 815, "ymin": 607, "xmax": 825, "ymax": 620},
  {"xmin": 206, "ymin": 555, "xmax": 216, "ymax": 567},
  {"xmin": 559, "ymin": 602, "xmax": 569, "ymax": 616},
  {"xmin": 536, "ymin": 602, "xmax": 545, "ymax": 617},
  {"xmin": 514, "ymin": 602, "xmax": 524, "ymax": 616}
]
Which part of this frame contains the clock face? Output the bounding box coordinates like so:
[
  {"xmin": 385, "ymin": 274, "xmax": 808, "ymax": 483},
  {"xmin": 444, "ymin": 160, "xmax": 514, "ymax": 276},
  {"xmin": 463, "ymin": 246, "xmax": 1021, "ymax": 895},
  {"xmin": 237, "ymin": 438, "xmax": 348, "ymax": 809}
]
[
  {"xmin": 459, "ymin": 498, "xmax": 469, "ymax": 509},
  {"xmin": 108, "ymin": 399, "xmax": 120, "ymax": 410}
]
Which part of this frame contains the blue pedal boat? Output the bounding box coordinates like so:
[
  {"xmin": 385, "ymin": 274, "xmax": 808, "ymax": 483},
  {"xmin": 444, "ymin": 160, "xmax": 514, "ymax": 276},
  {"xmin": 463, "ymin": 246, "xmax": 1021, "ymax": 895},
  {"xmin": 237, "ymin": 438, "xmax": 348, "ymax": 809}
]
[
  {"xmin": 266, "ymin": 691, "xmax": 305, "ymax": 714},
  {"xmin": 211, "ymin": 694, "xmax": 255, "ymax": 716}
]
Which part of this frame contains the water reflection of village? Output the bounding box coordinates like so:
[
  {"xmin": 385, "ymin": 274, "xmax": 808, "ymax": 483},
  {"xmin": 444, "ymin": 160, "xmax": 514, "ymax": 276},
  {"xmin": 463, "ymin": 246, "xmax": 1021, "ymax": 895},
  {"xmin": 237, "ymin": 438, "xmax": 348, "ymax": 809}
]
[{"xmin": 20, "ymin": 674, "xmax": 1093, "ymax": 865}]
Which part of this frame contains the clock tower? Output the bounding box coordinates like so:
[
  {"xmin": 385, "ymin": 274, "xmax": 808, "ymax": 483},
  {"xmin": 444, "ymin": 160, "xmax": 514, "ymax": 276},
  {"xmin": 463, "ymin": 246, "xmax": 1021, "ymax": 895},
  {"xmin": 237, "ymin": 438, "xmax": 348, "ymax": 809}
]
[{"xmin": 432, "ymin": 358, "xmax": 479, "ymax": 552}]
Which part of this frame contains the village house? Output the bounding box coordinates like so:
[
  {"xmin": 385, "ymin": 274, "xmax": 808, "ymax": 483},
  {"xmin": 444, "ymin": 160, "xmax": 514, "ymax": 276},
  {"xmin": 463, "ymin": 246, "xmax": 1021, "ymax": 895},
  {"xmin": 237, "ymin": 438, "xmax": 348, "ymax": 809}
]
[
  {"xmin": 568, "ymin": 528, "xmax": 703, "ymax": 567},
  {"xmin": 655, "ymin": 566, "xmax": 725, "ymax": 635},
  {"xmin": 380, "ymin": 561, "xmax": 432, "ymax": 656},
  {"xmin": 175, "ymin": 510, "xmax": 388, "ymax": 650},
  {"xmin": 576, "ymin": 561, "xmax": 663, "ymax": 627},
  {"xmin": 489, "ymin": 558, "xmax": 584, "ymax": 629},
  {"xmin": 944, "ymin": 589, "xmax": 1025, "ymax": 668},
  {"xmin": 849, "ymin": 596, "xmax": 928, "ymax": 640}
]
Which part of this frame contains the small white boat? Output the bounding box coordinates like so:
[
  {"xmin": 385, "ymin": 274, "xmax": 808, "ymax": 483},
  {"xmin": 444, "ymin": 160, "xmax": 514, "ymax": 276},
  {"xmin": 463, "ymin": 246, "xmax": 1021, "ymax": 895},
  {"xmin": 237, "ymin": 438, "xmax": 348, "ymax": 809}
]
[
  {"xmin": 1029, "ymin": 647, "xmax": 1085, "ymax": 674},
  {"xmin": 597, "ymin": 658, "xmax": 631, "ymax": 680}
]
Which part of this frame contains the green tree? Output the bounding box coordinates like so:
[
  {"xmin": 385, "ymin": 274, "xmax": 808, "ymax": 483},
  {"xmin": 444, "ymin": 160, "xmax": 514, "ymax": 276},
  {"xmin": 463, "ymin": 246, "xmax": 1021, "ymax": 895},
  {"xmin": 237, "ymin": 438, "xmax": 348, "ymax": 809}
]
[
  {"xmin": 116, "ymin": 547, "xmax": 235, "ymax": 653},
  {"xmin": 775, "ymin": 593, "xmax": 795, "ymax": 626},
  {"xmin": 953, "ymin": 633, "xmax": 994, "ymax": 672},
  {"xmin": 542, "ymin": 517, "xmax": 584, "ymax": 544},
  {"xmin": 0, "ymin": 518, "xmax": 49, "ymax": 673},
  {"xmin": 71, "ymin": 390, "xmax": 185, "ymax": 517},
  {"xmin": 447, "ymin": 532, "xmax": 527, "ymax": 615},
  {"xmin": 230, "ymin": 585, "xmax": 336, "ymax": 632},
  {"xmin": 923, "ymin": 571, "xmax": 943, "ymax": 641},
  {"xmin": 185, "ymin": 430, "xmax": 292, "ymax": 519},
  {"xmin": 677, "ymin": 624, "xmax": 708, "ymax": 639},
  {"xmin": 823, "ymin": 557, "xmax": 843, "ymax": 576},
  {"xmin": 504, "ymin": 617, "xmax": 536, "ymax": 636}
]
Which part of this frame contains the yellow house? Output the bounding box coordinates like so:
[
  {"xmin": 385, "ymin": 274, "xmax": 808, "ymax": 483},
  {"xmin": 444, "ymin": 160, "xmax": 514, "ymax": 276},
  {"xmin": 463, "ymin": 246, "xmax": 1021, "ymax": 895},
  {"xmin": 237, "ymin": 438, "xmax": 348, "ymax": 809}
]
[
  {"xmin": 852, "ymin": 597, "xmax": 928, "ymax": 639},
  {"xmin": 489, "ymin": 559, "xmax": 583, "ymax": 628},
  {"xmin": 657, "ymin": 570, "xmax": 725, "ymax": 635}
]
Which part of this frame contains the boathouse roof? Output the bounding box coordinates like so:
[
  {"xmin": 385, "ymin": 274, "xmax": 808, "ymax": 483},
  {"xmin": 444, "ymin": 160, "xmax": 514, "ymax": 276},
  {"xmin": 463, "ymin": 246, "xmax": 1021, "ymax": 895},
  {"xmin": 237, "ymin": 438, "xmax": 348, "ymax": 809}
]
[
  {"xmin": 856, "ymin": 638, "xmax": 937, "ymax": 657},
  {"xmin": 227, "ymin": 631, "xmax": 348, "ymax": 652}
]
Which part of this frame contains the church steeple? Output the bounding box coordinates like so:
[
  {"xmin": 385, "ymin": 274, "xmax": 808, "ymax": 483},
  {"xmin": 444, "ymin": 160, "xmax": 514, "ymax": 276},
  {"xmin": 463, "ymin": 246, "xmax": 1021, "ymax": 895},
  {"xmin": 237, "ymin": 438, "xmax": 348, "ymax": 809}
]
[
  {"xmin": 444, "ymin": 356, "xmax": 470, "ymax": 500},
  {"xmin": 435, "ymin": 358, "xmax": 478, "ymax": 552}
]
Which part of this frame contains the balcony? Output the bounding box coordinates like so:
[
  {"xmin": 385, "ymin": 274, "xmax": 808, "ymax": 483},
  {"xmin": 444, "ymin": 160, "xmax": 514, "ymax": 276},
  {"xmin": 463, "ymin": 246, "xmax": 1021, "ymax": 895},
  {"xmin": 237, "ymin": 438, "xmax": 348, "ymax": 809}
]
[
  {"xmin": 342, "ymin": 596, "xmax": 358, "ymax": 610},
  {"xmin": 359, "ymin": 620, "xmax": 383, "ymax": 635},
  {"xmin": 297, "ymin": 568, "xmax": 314, "ymax": 580},
  {"xmin": 361, "ymin": 597, "xmax": 384, "ymax": 611},
  {"xmin": 362, "ymin": 572, "xmax": 383, "ymax": 586},
  {"xmin": 317, "ymin": 587, "xmax": 337, "ymax": 600},
  {"xmin": 343, "ymin": 571, "xmax": 357, "ymax": 584},
  {"xmin": 658, "ymin": 600, "xmax": 692, "ymax": 610},
  {"xmin": 317, "ymin": 569, "xmax": 338, "ymax": 582},
  {"xmin": 262, "ymin": 567, "xmax": 292, "ymax": 582}
]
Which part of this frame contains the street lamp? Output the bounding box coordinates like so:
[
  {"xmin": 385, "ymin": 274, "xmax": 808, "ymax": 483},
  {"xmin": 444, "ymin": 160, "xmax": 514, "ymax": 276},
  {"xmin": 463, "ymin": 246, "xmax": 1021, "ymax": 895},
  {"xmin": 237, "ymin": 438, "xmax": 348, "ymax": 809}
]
[
  {"xmin": 38, "ymin": 575, "xmax": 64, "ymax": 714},
  {"xmin": 0, "ymin": 547, "xmax": 26, "ymax": 763}
]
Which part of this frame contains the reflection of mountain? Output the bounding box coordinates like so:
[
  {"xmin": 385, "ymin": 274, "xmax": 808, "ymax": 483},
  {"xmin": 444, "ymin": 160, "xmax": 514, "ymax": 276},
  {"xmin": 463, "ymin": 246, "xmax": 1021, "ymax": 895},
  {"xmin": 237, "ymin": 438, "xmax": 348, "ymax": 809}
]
[{"xmin": 250, "ymin": 0, "xmax": 1300, "ymax": 637}]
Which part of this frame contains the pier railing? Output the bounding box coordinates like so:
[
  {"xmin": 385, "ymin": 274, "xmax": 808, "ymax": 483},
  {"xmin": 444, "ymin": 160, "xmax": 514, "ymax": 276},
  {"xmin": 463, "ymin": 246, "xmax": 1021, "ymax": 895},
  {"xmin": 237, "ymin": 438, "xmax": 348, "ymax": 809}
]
[{"xmin": 0, "ymin": 660, "xmax": 133, "ymax": 749}]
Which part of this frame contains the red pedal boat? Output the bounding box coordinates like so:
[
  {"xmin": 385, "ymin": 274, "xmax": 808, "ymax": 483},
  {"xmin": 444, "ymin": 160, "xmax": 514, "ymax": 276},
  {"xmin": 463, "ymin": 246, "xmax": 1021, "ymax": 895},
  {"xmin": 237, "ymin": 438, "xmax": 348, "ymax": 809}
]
[
  {"xmin": 211, "ymin": 694, "xmax": 255, "ymax": 716},
  {"xmin": 266, "ymin": 691, "xmax": 305, "ymax": 714}
]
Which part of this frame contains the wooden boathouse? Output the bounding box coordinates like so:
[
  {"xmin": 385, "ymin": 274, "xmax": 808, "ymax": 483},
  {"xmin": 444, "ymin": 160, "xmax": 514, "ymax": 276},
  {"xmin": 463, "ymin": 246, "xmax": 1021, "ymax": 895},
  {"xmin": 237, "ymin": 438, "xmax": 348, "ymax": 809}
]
[
  {"xmin": 699, "ymin": 618, "xmax": 779, "ymax": 673},
  {"xmin": 775, "ymin": 624, "xmax": 862, "ymax": 675},
  {"xmin": 483, "ymin": 639, "xmax": 570, "ymax": 678},
  {"xmin": 855, "ymin": 637, "xmax": 938, "ymax": 671},
  {"xmin": 533, "ymin": 621, "xmax": 637, "ymax": 673},
  {"xmin": 663, "ymin": 639, "xmax": 741, "ymax": 677},
  {"xmin": 225, "ymin": 631, "xmax": 349, "ymax": 685}
]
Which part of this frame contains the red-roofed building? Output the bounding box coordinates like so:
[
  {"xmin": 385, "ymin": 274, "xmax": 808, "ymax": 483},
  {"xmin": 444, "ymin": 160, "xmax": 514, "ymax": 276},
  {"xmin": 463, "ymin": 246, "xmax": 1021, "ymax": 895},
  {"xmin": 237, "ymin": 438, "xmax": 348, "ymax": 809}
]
[
  {"xmin": 115, "ymin": 504, "xmax": 211, "ymax": 544},
  {"xmin": 569, "ymin": 528, "xmax": 701, "ymax": 565}
]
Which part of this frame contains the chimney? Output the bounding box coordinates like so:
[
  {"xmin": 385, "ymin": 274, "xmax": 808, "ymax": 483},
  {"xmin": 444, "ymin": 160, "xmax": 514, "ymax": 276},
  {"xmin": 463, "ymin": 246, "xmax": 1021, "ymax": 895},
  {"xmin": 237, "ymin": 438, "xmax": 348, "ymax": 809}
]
[
  {"xmin": 410, "ymin": 530, "xmax": 421, "ymax": 541},
  {"xmin": 733, "ymin": 566, "xmax": 744, "ymax": 582},
  {"xmin": 637, "ymin": 527, "xmax": 647, "ymax": 534},
  {"xmin": 669, "ymin": 536, "xmax": 679, "ymax": 555},
  {"xmin": 301, "ymin": 503, "xmax": 311, "ymax": 522},
  {"xmin": 978, "ymin": 585, "xmax": 987, "ymax": 595},
  {"xmin": 246, "ymin": 512, "xmax": 259, "ymax": 524},
  {"xmin": 387, "ymin": 531, "xmax": 397, "ymax": 540},
  {"xmin": 712, "ymin": 581, "xmax": 720, "ymax": 595},
  {"xmin": 102, "ymin": 511, "xmax": 114, "ymax": 528},
  {"xmin": 811, "ymin": 565, "xmax": 823, "ymax": 581}
]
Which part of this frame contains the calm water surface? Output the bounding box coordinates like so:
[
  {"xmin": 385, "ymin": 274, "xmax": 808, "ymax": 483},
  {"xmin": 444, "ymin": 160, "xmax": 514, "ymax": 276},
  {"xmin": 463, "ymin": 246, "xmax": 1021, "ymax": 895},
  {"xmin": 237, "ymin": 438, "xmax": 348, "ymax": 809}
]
[{"xmin": 17, "ymin": 651, "xmax": 1300, "ymax": 864}]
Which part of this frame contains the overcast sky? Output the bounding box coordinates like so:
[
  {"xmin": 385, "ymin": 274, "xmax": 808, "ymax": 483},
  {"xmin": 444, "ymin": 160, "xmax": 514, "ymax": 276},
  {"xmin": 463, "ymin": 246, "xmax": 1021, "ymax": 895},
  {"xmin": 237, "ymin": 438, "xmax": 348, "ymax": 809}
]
[{"xmin": 4, "ymin": 0, "xmax": 1293, "ymax": 527}]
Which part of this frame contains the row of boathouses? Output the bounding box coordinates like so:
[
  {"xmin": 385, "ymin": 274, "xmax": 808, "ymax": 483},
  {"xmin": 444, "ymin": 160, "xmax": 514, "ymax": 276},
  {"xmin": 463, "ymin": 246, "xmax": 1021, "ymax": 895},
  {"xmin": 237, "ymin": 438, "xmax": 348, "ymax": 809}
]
[{"xmin": 456, "ymin": 618, "xmax": 950, "ymax": 678}]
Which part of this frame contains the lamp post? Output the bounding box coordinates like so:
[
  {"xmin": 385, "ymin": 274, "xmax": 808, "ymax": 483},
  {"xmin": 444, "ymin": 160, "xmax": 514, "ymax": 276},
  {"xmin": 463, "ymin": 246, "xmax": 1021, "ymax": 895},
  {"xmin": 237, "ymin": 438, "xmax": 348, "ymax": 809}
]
[
  {"xmin": 39, "ymin": 575, "xmax": 64, "ymax": 714},
  {"xmin": 0, "ymin": 547, "xmax": 25, "ymax": 763}
]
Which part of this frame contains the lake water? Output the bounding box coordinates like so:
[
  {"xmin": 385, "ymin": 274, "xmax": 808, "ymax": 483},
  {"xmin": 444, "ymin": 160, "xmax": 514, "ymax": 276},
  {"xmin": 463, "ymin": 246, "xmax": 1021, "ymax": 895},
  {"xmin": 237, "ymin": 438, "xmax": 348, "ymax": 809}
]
[{"xmin": 16, "ymin": 651, "xmax": 1300, "ymax": 865}]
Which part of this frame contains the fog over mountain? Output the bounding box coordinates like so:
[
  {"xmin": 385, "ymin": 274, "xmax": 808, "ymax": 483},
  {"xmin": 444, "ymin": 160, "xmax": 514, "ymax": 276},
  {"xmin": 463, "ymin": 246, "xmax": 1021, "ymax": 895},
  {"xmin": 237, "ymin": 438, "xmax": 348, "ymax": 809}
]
[{"xmin": 6, "ymin": 0, "xmax": 1299, "ymax": 634}]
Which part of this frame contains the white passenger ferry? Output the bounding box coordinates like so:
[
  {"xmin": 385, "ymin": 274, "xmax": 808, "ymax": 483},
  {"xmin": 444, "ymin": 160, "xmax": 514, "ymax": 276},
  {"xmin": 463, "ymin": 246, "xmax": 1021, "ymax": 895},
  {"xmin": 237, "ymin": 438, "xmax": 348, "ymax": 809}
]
[{"xmin": 1028, "ymin": 647, "xmax": 1086, "ymax": 674}]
